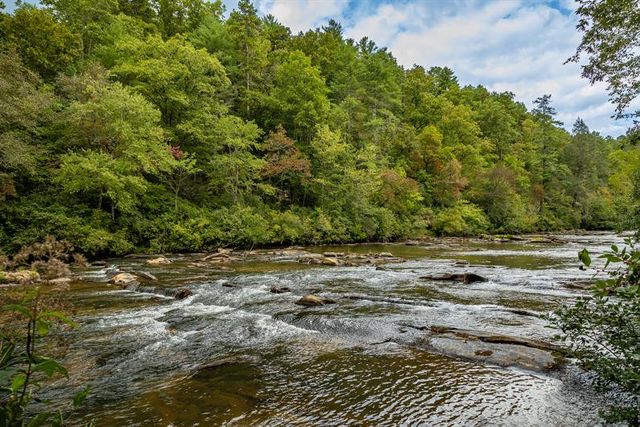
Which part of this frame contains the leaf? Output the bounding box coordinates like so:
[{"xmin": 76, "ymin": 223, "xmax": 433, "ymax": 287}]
[
  {"xmin": 1, "ymin": 304, "xmax": 32, "ymax": 319},
  {"xmin": 598, "ymin": 253, "xmax": 621, "ymax": 269},
  {"xmin": 11, "ymin": 372, "xmax": 26, "ymax": 392},
  {"xmin": 578, "ymin": 248, "xmax": 591, "ymax": 267},
  {"xmin": 38, "ymin": 311, "xmax": 77, "ymax": 328},
  {"xmin": 73, "ymin": 385, "xmax": 90, "ymax": 407},
  {"xmin": 36, "ymin": 320, "xmax": 50, "ymax": 337},
  {"xmin": 34, "ymin": 358, "xmax": 68, "ymax": 378}
]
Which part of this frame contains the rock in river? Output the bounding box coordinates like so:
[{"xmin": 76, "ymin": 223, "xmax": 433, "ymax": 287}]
[
  {"xmin": 173, "ymin": 288, "xmax": 193, "ymax": 300},
  {"xmin": 109, "ymin": 272, "xmax": 139, "ymax": 286},
  {"xmin": 270, "ymin": 285, "xmax": 291, "ymax": 294},
  {"xmin": 420, "ymin": 273, "xmax": 488, "ymax": 284},
  {"xmin": 295, "ymin": 294, "xmax": 336, "ymax": 306},
  {"xmin": 146, "ymin": 256, "xmax": 171, "ymax": 265},
  {"xmin": 420, "ymin": 325, "xmax": 566, "ymax": 372},
  {"xmin": 322, "ymin": 257, "xmax": 340, "ymax": 266}
]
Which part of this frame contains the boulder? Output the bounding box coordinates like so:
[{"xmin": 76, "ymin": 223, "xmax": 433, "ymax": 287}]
[
  {"xmin": 322, "ymin": 257, "xmax": 340, "ymax": 266},
  {"xmin": 109, "ymin": 272, "xmax": 138, "ymax": 286},
  {"xmin": 295, "ymin": 294, "xmax": 336, "ymax": 306},
  {"xmin": 146, "ymin": 257, "xmax": 171, "ymax": 265},
  {"xmin": 173, "ymin": 288, "xmax": 193, "ymax": 300},
  {"xmin": 420, "ymin": 273, "xmax": 488, "ymax": 284},
  {"xmin": 377, "ymin": 252, "xmax": 394, "ymax": 258}
]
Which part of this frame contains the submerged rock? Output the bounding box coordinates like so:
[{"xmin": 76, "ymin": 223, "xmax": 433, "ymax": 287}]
[
  {"xmin": 194, "ymin": 354, "xmax": 260, "ymax": 374},
  {"xmin": 422, "ymin": 325, "xmax": 565, "ymax": 372},
  {"xmin": 560, "ymin": 279, "xmax": 594, "ymax": 290},
  {"xmin": 146, "ymin": 256, "xmax": 171, "ymax": 265},
  {"xmin": 420, "ymin": 273, "xmax": 488, "ymax": 284},
  {"xmin": 295, "ymin": 294, "xmax": 336, "ymax": 306},
  {"xmin": 323, "ymin": 252, "xmax": 344, "ymax": 258},
  {"xmin": 270, "ymin": 285, "xmax": 291, "ymax": 294},
  {"xmin": 48, "ymin": 277, "xmax": 72, "ymax": 285},
  {"xmin": 173, "ymin": 288, "xmax": 193, "ymax": 300},
  {"xmin": 135, "ymin": 271, "xmax": 158, "ymax": 281},
  {"xmin": 300, "ymin": 251, "xmax": 406, "ymax": 267}
]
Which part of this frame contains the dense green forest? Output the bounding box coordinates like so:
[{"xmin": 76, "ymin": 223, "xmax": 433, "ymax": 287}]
[{"xmin": 1, "ymin": 0, "xmax": 639, "ymax": 256}]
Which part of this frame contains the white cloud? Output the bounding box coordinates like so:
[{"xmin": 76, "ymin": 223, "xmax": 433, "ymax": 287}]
[
  {"xmin": 343, "ymin": 0, "xmax": 626, "ymax": 136},
  {"xmin": 254, "ymin": 0, "xmax": 350, "ymax": 33}
]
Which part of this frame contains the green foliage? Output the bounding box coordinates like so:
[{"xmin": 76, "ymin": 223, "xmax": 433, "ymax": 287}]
[
  {"xmin": 569, "ymin": 0, "xmax": 640, "ymax": 123},
  {"xmin": 0, "ymin": 288, "xmax": 87, "ymax": 426},
  {"xmin": 0, "ymin": 49, "xmax": 54, "ymax": 204},
  {"xmin": 106, "ymin": 33, "xmax": 229, "ymax": 127},
  {"xmin": 551, "ymin": 240, "xmax": 640, "ymax": 425},
  {"xmin": 432, "ymin": 201, "xmax": 490, "ymax": 236},
  {"xmin": 0, "ymin": 0, "xmax": 638, "ymax": 258},
  {"xmin": 0, "ymin": 5, "xmax": 81, "ymax": 79}
]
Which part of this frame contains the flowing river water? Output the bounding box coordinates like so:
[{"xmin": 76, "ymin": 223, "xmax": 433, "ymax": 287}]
[{"xmin": 42, "ymin": 233, "xmax": 628, "ymax": 426}]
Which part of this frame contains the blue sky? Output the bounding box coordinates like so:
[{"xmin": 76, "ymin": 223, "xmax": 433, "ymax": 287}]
[{"xmin": 5, "ymin": 0, "xmax": 634, "ymax": 136}]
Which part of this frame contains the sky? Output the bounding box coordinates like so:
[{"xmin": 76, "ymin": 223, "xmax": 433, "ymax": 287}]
[{"xmin": 5, "ymin": 0, "xmax": 635, "ymax": 137}]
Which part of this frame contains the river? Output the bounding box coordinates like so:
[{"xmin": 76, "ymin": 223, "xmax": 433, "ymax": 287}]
[{"xmin": 44, "ymin": 232, "xmax": 626, "ymax": 426}]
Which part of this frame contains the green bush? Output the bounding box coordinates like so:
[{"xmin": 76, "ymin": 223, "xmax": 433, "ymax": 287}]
[
  {"xmin": 432, "ymin": 201, "xmax": 489, "ymax": 236},
  {"xmin": 550, "ymin": 240, "xmax": 640, "ymax": 425}
]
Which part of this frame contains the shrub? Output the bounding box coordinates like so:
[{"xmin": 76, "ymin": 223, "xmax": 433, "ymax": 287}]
[
  {"xmin": 550, "ymin": 239, "xmax": 640, "ymax": 425},
  {"xmin": 432, "ymin": 201, "xmax": 489, "ymax": 236}
]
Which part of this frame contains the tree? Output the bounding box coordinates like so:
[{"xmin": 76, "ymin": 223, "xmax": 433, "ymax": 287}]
[
  {"xmin": 569, "ymin": 0, "xmax": 640, "ymax": 123},
  {"xmin": 0, "ymin": 5, "xmax": 81, "ymax": 79},
  {"xmin": 118, "ymin": 0, "xmax": 156, "ymax": 23},
  {"xmin": 43, "ymin": 0, "xmax": 118, "ymax": 57},
  {"xmin": 563, "ymin": 118, "xmax": 613, "ymax": 226},
  {"xmin": 261, "ymin": 125, "xmax": 311, "ymax": 205},
  {"xmin": 428, "ymin": 66, "xmax": 459, "ymax": 95},
  {"xmin": 58, "ymin": 79, "xmax": 173, "ymax": 217},
  {"xmin": 262, "ymin": 14, "xmax": 290, "ymax": 51},
  {"xmin": 207, "ymin": 116, "xmax": 264, "ymax": 205},
  {"xmin": 531, "ymin": 94, "xmax": 570, "ymax": 219},
  {"xmin": 226, "ymin": 0, "xmax": 270, "ymax": 118},
  {"xmin": 151, "ymin": 0, "xmax": 224, "ymax": 38},
  {"xmin": 264, "ymin": 50, "xmax": 330, "ymax": 142},
  {"xmin": 0, "ymin": 49, "xmax": 54, "ymax": 203},
  {"xmin": 107, "ymin": 34, "xmax": 229, "ymax": 128},
  {"xmin": 162, "ymin": 146, "xmax": 199, "ymax": 211}
]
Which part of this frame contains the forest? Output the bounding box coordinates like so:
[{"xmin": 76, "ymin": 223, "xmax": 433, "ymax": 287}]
[{"xmin": 1, "ymin": 0, "xmax": 639, "ymax": 257}]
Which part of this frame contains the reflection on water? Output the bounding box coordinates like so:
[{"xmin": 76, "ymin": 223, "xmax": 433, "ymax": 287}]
[{"xmin": 50, "ymin": 233, "xmax": 625, "ymax": 426}]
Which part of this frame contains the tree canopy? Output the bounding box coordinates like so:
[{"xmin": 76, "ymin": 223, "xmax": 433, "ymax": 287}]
[{"xmin": 0, "ymin": 0, "xmax": 638, "ymax": 255}]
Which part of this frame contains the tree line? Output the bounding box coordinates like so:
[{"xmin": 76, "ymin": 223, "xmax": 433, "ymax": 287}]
[{"xmin": 1, "ymin": 0, "xmax": 639, "ymax": 256}]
